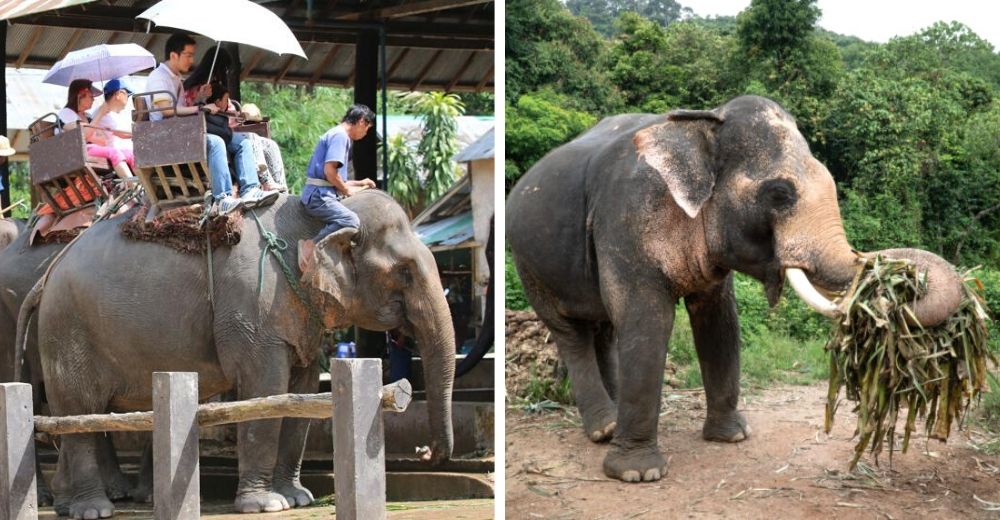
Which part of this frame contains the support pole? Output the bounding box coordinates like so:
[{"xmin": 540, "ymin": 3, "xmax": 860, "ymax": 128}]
[
  {"xmin": 0, "ymin": 383, "xmax": 37, "ymax": 520},
  {"xmin": 353, "ymin": 28, "xmax": 379, "ymax": 184},
  {"xmin": 331, "ymin": 358, "xmax": 386, "ymax": 520},
  {"xmin": 153, "ymin": 372, "xmax": 199, "ymax": 520},
  {"xmin": 1, "ymin": 23, "xmax": 11, "ymax": 217}
]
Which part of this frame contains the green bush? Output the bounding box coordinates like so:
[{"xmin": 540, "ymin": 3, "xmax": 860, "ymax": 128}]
[{"xmin": 505, "ymin": 246, "xmax": 531, "ymax": 310}]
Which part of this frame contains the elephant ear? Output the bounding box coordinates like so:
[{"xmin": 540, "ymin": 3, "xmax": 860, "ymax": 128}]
[
  {"xmin": 302, "ymin": 227, "xmax": 357, "ymax": 305},
  {"xmin": 634, "ymin": 109, "xmax": 724, "ymax": 219}
]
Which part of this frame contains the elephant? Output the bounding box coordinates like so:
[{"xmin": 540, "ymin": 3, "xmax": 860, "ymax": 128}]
[
  {"xmin": 0, "ymin": 218, "xmax": 23, "ymax": 251},
  {"xmin": 506, "ymin": 95, "xmax": 964, "ymax": 483},
  {"xmin": 17, "ymin": 190, "xmax": 455, "ymax": 518},
  {"xmin": 0, "ymin": 226, "xmax": 142, "ymax": 506}
]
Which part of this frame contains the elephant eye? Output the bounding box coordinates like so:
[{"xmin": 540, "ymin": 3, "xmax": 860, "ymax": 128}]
[{"xmin": 760, "ymin": 179, "xmax": 797, "ymax": 211}]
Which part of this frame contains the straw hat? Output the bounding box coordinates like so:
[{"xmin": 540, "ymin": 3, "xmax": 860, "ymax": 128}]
[
  {"xmin": 240, "ymin": 103, "xmax": 263, "ymax": 122},
  {"xmin": 0, "ymin": 136, "xmax": 14, "ymax": 157}
]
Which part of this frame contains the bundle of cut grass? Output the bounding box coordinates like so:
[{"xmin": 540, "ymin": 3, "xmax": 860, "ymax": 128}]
[{"xmin": 824, "ymin": 254, "xmax": 996, "ymax": 469}]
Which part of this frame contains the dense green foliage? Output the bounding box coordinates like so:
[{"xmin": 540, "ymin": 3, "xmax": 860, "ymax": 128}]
[
  {"xmin": 506, "ymin": 0, "xmax": 1000, "ymax": 268},
  {"xmin": 567, "ymin": 0, "xmax": 689, "ymax": 36},
  {"xmin": 241, "ymin": 84, "xmax": 353, "ymax": 194},
  {"xmin": 384, "ymin": 133, "xmax": 422, "ymax": 216},
  {"xmin": 504, "ymin": 90, "xmax": 596, "ymax": 185}
]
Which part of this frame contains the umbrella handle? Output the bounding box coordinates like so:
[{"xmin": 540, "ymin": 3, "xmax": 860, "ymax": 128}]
[{"xmin": 205, "ymin": 45, "xmax": 222, "ymax": 93}]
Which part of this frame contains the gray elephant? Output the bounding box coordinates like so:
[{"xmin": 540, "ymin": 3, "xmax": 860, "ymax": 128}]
[
  {"xmin": 506, "ymin": 95, "xmax": 963, "ymax": 483},
  {"xmin": 0, "ymin": 218, "xmax": 23, "ymax": 251},
  {"xmin": 18, "ymin": 191, "xmax": 455, "ymax": 518},
  {"xmin": 0, "ymin": 226, "xmax": 148, "ymax": 506}
]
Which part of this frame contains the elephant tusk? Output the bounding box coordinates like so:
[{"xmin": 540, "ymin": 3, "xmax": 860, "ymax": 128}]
[{"xmin": 786, "ymin": 268, "xmax": 840, "ymax": 318}]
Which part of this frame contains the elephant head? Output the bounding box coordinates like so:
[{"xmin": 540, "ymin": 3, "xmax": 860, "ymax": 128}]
[
  {"xmin": 302, "ymin": 190, "xmax": 454, "ymax": 463},
  {"xmin": 635, "ymin": 95, "xmax": 962, "ymax": 326}
]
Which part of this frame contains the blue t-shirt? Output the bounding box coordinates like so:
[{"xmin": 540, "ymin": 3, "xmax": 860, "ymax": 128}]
[{"xmin": 301, "ymin": 125, "xmax": 350, "ymax": 203}]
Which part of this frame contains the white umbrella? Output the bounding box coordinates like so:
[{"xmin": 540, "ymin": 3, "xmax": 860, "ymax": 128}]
[
  {"xmin": 42, "ymin": 43, "xmax": 156, "ymax": 86},
  {"xmin": 137, "ymin": 0, "xmax": 306, "ymax": 60}
]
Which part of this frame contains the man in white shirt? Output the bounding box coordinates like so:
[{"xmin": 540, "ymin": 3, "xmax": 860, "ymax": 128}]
[{"xmin": 143, "ymin": 34, "xmax": 277, "ymax": 215}]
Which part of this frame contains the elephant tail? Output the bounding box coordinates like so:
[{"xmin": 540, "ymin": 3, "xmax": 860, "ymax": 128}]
[
  {"xmin": 14, "ymin": 277, "xmax": 45, "ymax": 384},
  {"xmin": 456, "ymin": 217, "xmax": 494, "ymax": 378}
]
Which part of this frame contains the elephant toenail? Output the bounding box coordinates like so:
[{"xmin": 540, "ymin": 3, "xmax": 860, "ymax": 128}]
[
  {"xmin": 622, "ymin": 470, "xmax": 640, "ymax": 482},
  {"xmin": 643, "ymin": 468, "xmax": 661, "ymax": 481}
]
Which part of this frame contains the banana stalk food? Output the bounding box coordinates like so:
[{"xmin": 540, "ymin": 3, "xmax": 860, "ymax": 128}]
[{"xmin": 824, "ymin": 255, "xmax": 995, "ymax": 469}]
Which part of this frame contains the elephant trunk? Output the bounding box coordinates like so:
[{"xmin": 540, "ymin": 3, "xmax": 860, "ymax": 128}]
[
  {"xmin": 407, "ymin": 260, "xmax": 455, "ymax": 464},
  {"xmin": 788, "ymin": 248, "xmax": 964, "ymax": 328},
  {"xmin": 872, "ymin": 248, "xmax": 964, "ymax": 327}
]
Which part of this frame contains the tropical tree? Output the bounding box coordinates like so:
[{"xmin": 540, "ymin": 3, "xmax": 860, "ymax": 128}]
[
  {"xmin": 384, "ymin": 133, "xmax": 422, "ymax": 218},
  {"xmin": 567, "ymin": 0, "xmax": 689, "ymax": 36},
  {"xmin": 404, "ymin": 91, "xmax": 466, "ymax": 204}
]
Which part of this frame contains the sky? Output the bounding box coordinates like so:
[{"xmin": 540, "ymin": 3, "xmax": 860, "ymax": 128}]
[{"xmin": 679, "ymin": 0, "xmax": 1000, "ymax": 49}]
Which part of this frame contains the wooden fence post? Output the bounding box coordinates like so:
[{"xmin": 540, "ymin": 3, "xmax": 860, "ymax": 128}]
[
  {"xmin": 153, "ymin": 372, "xmax": 199, "ymax": 520},
  {"xmin": 331, "ymin": 358, "xmax": 386, "ymax": 520},
  {"xmin": 0, "ymin": 383, "xmax": 36, "ymax": 520}
]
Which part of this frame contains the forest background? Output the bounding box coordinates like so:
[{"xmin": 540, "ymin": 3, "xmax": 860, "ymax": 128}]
[{"xmin": 504, "ymin": 0, "xmax": 1000, "ymax": 444}]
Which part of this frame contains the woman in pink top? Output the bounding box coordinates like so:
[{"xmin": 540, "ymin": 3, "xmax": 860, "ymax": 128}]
[{"xmin": 57, "ymin": 78, "xmax": 134, "ymax": 179}]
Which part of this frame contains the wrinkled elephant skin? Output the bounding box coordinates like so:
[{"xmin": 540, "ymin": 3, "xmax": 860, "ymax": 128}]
[
  {"xmin": 24, "ymin": 192, "xmax": 454, "ymax": 516},
  {"xmin": 506, "ymin": 96, "xmax": 961, "ymax": 483}
]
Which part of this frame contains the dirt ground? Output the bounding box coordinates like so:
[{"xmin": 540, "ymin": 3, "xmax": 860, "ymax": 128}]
[
  {"xmin": 505, "ymin": 311, "xmax": 1000, "ymax": 519},
  {"xmin": 37, "ymin": 498, "xmax": 495, "ymax": 519},
  {"xmin": 507, "ymin": 383, "xmax": 1000, "ymax": 519}
]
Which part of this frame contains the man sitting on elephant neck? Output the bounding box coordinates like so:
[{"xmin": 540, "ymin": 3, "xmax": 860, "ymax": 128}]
[{"xmin": 298, "ymin": 104, "xmax": 377, "ymax": 272}]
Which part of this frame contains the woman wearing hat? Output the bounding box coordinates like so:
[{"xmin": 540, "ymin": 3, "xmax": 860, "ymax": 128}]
[{"xmin": 57, "ymin": 78, "xmax": 134, "ymax": 180}]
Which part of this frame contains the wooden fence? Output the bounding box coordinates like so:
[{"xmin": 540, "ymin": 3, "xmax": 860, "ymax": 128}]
[{"xmin": 0, "ymin": 358, "xmax": 411, "ymax": 520}]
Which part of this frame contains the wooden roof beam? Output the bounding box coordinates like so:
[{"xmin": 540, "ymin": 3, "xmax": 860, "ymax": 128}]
[
  {"xmin": 240, "ymin": 50, "xmax": 265, "ymax": 81},
  {"xmin": 386, "ymin": 48, "xmax": 410, "ymax": 79},
  {"xmin": 16, "ymin": 27, "xmax": 45, "ymax": 69},
  {"xmin": 445, "ymin": 51, "xmax": 477, "ymax": 92},
  {"xmin": 308, "ymin": 44, "xmax": 343, "ymax": 86},
  {"xmin": 274, "ymin": 42, "xmax": 313, "ymax": 85},
  {"xmin": 57, "ymin": 29, "xmax": 84, "ymax": 60},
  {"xmin": 411, "ymin": 49, "xmax": 444, "ymax": 91},
  {"xmin": 475, "ymin": 64, "xmax": 493, "ymax": 92},
  {"xmin": 338, "ymin": 0, "xmax": 493, "ymax": 21}
]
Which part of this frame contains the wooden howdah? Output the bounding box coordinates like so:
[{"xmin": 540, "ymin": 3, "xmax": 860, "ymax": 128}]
[
  {"xmin": 132, "ymin": 94, "xmax": 211, "ymax": 208},
  {"xmin": 235, "ymin": 120, "xmax": 271, "ymax": 139},
  {"xmin": 28, "ymin": 117, "xmax": 110, "ymax": 218}
]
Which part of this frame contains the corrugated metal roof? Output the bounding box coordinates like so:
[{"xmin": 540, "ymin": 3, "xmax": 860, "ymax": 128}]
[
  {"xmin": 411, "ymin": 172, "xmax": 472, "ymax": 227},
  {"xmin": 4, "ymin": 0, "xmax": 494, "ymax": 92},
  {"xmin": 454, "ymin": 126, "xmax": 493, "ymax": 162},
  {"xmin": 414, "ymin": 211, "xmax": 474, "ymax": 248},
  {"xmin": 0, "ymin": 0, "xmax": 95, "ymax": 21}
]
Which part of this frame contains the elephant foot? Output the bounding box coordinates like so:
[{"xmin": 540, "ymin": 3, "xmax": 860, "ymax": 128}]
[
  {"xmin": 274, "ymin": 481, "xmax": 315, "ymax": 507},
  {"xmin": 581, "ymin": 406, "xmax": 617, "ymax": 443},
  {"xmin": 37, "ymin": 483, "xmax": 54, "ymax": 507},
  {"xmin": 602, "ymin": 443, "xmax": 666, "ymax": 483},
  {"xmin": 103, "ymin": 471, "xmax": 132, "ymax": 502},
  {"xmin": 131, "ymin": 482, "xmax": 153, "ymax": 504},
  {"xmin": 68, "ymin": 496, "xmax": 114, "ymax": 519},
  {"xmin": 702, "ymin": 410, "xmax": 751, "ymax": 443},
  {"xmin": 234, "ymin": 491, "xmax": 290, "ymax": 513}
]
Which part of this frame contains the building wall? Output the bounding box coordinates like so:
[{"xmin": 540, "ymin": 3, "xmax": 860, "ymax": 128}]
[{"xmin": 469, "ymin": 158, "xmax": 495, "ymax": 288}]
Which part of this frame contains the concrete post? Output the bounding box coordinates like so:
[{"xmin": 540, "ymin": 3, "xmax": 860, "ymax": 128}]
[
  {"xmin": 153, "ymin": 372, "xmax": 199, "ymax": 520},
  {"xmin": 331, "ymin": 358, "xmax": 386, "ymax": 520},
  {"xmin": 0, "ymin": 383, "xmax": 36, "ymax": 520}
]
